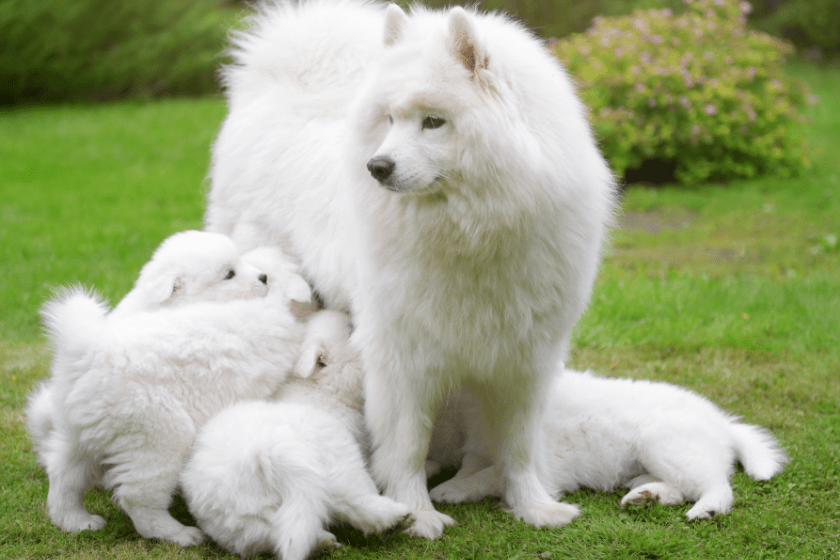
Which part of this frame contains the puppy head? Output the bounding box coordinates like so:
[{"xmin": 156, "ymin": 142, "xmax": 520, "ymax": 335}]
[
  {"xmin": 241, "ymin": 246, "xmax": 313, "ymax": 307},
  {"xmin": 132, "ymin": 230, "xmax": 270, "ymax": 309}
]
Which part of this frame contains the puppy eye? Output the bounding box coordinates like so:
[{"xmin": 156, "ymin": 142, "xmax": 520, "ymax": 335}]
[
  {"xmin": 224, "ymin": 269, "xmax": 236, "ymax": 280},
  {"xmin": 387, "ymin": 114, "xmax": 393, "ymax": 125},
  {"xmin": 422, "ymin": 116, "xmax": 446, "ymax": 130}
]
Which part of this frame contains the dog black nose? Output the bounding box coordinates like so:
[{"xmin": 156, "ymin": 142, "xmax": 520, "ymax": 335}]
[
  {"xmin": 259, "ymin": 274, "xmax": 268, "ymax": 284},
  {"xmin": 367, "ymin": 157, "xmax": 395, "ymax": 183}
]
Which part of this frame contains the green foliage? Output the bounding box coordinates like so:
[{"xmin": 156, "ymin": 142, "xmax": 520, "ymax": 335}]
[
  {"xmin": 752, "ymin": 0, "xmax": 840, "ymax": 58},
  {"xmin": 554, "ymin": 0, "xmax": 817, "ymax": 184},
  {"xmin": 0, "ymin": 0, "xmax": 235, "ymax": 104}
]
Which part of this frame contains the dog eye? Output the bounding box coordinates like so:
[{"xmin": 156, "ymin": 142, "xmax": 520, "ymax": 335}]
[
  {"xmin": 224, "ymin": 269, "xmax": 236, "ymax": 280},
  {"xmin": 422, "ymin": 116, "xmax": 446, "ymax": 130},
  {"xmin": 386, "ymin": 114, "xmax": 393, "ymax": 125}
]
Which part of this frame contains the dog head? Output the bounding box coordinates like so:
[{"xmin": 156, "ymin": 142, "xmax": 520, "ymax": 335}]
[{"xmin": 113, "ymin": 230, "xmax": 270, "ymax": 316}]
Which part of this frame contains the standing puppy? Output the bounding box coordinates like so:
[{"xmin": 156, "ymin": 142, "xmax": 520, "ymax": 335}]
[
  {"xmin": 206, "ymin": 0, "xmax": 616, "ymax": 537},
  {"xmin": 26, "ymin": 244, "xmax": 311, "ymax": 545}
]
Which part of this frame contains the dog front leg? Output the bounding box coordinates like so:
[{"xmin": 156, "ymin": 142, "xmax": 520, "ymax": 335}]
[
  {"xmin": 476, "ymin": 370, "xmax": 580, "ymax": 529},
  {"xmin": 364, "ymin": 362, "xmax": 456, "ymax": 539}
]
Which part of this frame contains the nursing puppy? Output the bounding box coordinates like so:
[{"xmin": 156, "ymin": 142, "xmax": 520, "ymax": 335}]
[
  {"xmin": 111, "ymin": 229, "xmax": 270, "ymax": 317},
  {"xmin": 429, "ymin": 369, "xmax": 789, "ymax": 521},
  {"xmin": 206, "ymin": 0, "xmax": 616, "ymax": 537},
  {"xmin": 181, "ymin": 311, "xmax": 414, "ymax": 560},
  {"xmin": 25, "ymin": 244, "xmax": 311, "ymax": 545}
]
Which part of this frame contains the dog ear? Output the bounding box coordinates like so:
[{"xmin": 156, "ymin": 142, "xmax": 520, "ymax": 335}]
[
  {"xmin": 146, "ymin": 275, "xmax": 180, "ymax": 304},
  {"xmin": 447, "ymin": 7, "xmax": 488, "ymax": 76},
  {"xmin": 286, "ymin": 273, "xmax": 312, "ymax": 304},
  {"xmin": 383, "ymin": 3, "xmax": 409, "ymax": 46}
]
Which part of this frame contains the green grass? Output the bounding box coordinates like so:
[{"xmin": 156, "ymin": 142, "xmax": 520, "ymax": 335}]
[{"xmin": 1, "ymin": 61, "xmax": 838, "ymax": 559}]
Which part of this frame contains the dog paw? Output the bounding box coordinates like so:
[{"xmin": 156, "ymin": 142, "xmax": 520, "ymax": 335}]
[
  {"xmin": 57, "ymin": 513, "xmax": 107, "ymax": 533},
  {"xmin": 621, "ymin": 489, "xmax": 657, "ymax": 508},
  {"xmin": 403, "ymin": 509, "xmax": 456, "ymax": 539},
  {"xmin": 169, "ymin": 526, "xmax": 205, "ymax": 547},
  {"xmin": 511, "ymin": 501, "xmax": 580, "ymax": 529},
  {"xmin": 429, "ymin": 480, "xmax": 472, "ymax": 504},
  {"xmin": 315, "ymin": 530, "xmax": 340, "ymax": 550}
]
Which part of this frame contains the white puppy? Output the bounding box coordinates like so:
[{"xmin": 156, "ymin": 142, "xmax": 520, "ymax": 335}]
[
  {"xmin": 181, "ymin": 311, "xmax": 414, "ymax": 560},
  {"xmin": 206, "ymin": 0, "xmax": 617, "ymax": 537},
  {"xmin": 111, "ymin": 230, "xmax": 270, "ymax": 318},
  {"xmin": 25, "ymin": 245, "xmax": 311, "ymax": 545},
  {"xmin": 429, "ymin": 369, "xmax": 788, "ymax": 520}
]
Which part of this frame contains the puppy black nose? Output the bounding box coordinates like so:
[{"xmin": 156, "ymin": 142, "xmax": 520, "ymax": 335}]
[
  {"xmin": 259, "ymin": 273, "xmax": 268, "ymax": 284},
  {"xmin": 367, "ymin": 157, "xmax": 395, "ymax": 183}
]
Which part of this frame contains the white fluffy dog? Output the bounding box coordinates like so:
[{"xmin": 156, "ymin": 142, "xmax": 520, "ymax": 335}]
[
  {"xmin": 428, "ymin": 369, "xmax": 789, "ymax": 520},
  {"xmin": 205, "ymin": 0, "xmax": 616, "ymax": 537},
  {"xmin": 25, "ymin": 239, "xmax": 311, "ymax": 545},
  {"xmin": 111, "ymin": 230, "xmax": 271, "ymax": 317},
  {"xmin": 181, "ymin": 311, "xmax": 415, "ymax": 560}
]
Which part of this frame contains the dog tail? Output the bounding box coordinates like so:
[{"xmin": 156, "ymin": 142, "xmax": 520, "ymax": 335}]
[
  {"xmin": 40, "ymin": 285, "xmax": 109, "ymax": 381},
  {"xmin": 730, "ymin": 419, "xmax": 789, "ymax": 480},
  {"xmin": 24, "ymin": 381, "xmax": 56, "ymax": 468}
]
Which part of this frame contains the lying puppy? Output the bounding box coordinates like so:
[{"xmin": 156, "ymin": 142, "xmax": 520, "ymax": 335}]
[
  {"xmin": 111, "ymin": 230, "xmax": 270, "ymax": 318},
  {"xmin": 25, "ymin": 243, "xmax": 311, "ymax": 545},
  {"xmin": 181, "ymin": 311, "xmax": 414, "ymax": 560},
  {"xmin": 429, "ymin": 368, "xmax": 788, "ymax": 521}
]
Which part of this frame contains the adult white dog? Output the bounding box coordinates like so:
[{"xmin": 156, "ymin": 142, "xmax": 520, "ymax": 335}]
[
  {"xmin": 428, "ymin": 369, "xmax": 788, "ymax": 520},
  {"xmin": 181, "ymin": 311, "xmax": 414, "ymax": 560},
  {"xmin": 26, "ymin": 236, "xmax": 311, "ymax": 545},
  {"xmin": 205, "ymin": 0, "xmax": 616, "ymax": 537}
]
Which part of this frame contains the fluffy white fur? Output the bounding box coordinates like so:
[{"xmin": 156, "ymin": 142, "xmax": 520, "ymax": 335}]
[
  {"xmin": 181, "ymin": 311, "xmax": 414, "ymax": 560},
  {"xmin": 205, "ymin": 0, "xmax": 616, "ymax": 537},
  {"xmin": 428, "ymin": 369, "xmax": 789, "ymax": 520},
  {"xmin": 111, "ymin": 230, "xmax": 271, "ymax": 317},
  {"xmin": 25, "ymin": 242, "xmax": 311, "ymax": 545}
]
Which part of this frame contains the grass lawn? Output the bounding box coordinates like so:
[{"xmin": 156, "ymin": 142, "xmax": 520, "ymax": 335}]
[{"xmin": 1, "ymin": 61, "xmax": 838, "ymax": 559}]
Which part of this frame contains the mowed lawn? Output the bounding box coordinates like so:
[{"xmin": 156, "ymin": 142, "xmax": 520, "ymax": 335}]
[{"xmin": 1, "ymin": 61, "xmax": 837, "ymax": 559}]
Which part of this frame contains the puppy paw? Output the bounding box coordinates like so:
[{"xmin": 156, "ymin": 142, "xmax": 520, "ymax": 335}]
[
  {"xmin": 429, "ymin": 480, "xmax": 473, "ymax": 504},
  {"xmin": 511, "ymin": 501, "xmax": 580, "ymax": 529},
  {"xmin": 56, "ymin": 512, "xmax": 107, "ymax": 533},
  {"xmin": 403, "ymin": 509, "xmax": 456, "ymax": 539},
  {"xmin": 315, "ymin": 530, "xmax": 340, "ymax": 550},
  {"xmin": 621, "ymin": 489, "xmax": 657, "ymax": 508},
  {"xmin": 169, "ymin": 526, "xmax": 205, "ymax": 547}
]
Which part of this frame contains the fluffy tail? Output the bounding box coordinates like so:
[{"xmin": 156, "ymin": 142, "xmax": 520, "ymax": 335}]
[
  {"xmin": 25, "ymin": 381, "xmax": 55, "ymax": 468},
  {"xmin": 40, "ymin": 285, "xmax": 109, "ymax": 382},
  {"xmin": 730, "ymin": 420, "xmax": 789, "ymax": 480}
]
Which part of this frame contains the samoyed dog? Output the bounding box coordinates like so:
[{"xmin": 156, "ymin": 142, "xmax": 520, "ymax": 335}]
[
  {"xmin": 428, "ymin": 369, "xmax": 788, "ymax": 520},
  {"xmin": 205, "ymin": 0, "xmax": 616, "ymax": 537},
  {"xmin": 181, "ymin": 311, "xmax": 414, "ymax": 560},
  {"xmin": 25, "ymin": 241, "xmax": 311, "ymax": 545},
  {"xmin": 110, "ymin": 230, "xmax": 271, "ymax": 317}
]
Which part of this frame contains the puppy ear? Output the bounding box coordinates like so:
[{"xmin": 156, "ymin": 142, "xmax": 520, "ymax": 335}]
[
  {"xmin": 286, "ymin": 273, "xmax": 312, "ymax": 304},
  {"xmin": 447, "ymin": 7, "xmax": 488, "ymax": 76},
  {"xmin": 383, "ymin": 3, "xmax": 409, "ymax": 46},
  {"xmin": 293, "ymin": 344, "xmax": 325, "ymax": 379},
  {"xmin": 146, "ymin": 275, "xmax": 179, "ymax": 304}
]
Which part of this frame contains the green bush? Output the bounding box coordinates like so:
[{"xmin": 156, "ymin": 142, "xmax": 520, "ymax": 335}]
[
  {"xmin": 554, "ymin": 0, "xmax": 817, "ymax": 184},
  {"xmin": 752, "ymin": 0, "xmax": 840, "ymax": 58},
  {"xmin": 0, "ymin": 0, "xmax": 235, "ymax": 104}
]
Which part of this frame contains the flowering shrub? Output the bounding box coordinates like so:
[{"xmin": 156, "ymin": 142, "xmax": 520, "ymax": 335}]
[{"xmin": 553, "ymin": 0, "xmax": 817, "ymax": 184}]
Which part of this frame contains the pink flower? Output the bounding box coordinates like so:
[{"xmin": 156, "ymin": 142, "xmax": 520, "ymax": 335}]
[
  {"xmin": 739, "ymin": 1, "xmax": 752, "ymax": 15},
  {"xmin": 704, "ymin": 104, "xmax": 718, "ymax": 115}
]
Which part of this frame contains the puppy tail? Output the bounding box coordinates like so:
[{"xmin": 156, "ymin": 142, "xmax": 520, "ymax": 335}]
[
  {"xmin": 730, "ymin": 419, "xmax": 789, "ymax": 481},
  {"xmin": 24, "ymin": 381, "xmax": 56, "ymax": 468},
  {"xmin": 40, "ymin": 285, "xmax": 109, "ymax": 380}
]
